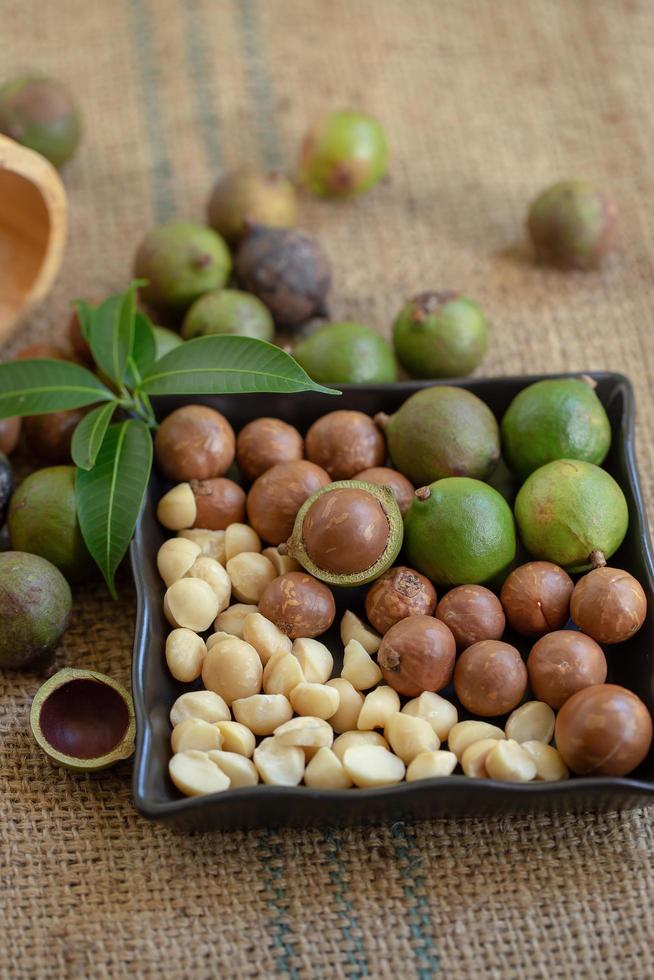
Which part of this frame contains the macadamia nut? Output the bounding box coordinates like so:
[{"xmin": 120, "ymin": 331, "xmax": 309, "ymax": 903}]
[
  {"xmin": 169, "ymin": 750, "xmax": 230, "ymax": 796},
  {"xmin": 332, "ymin": 730, "xmax": 389, "ymax": 762},
  {"xmin": 357, "ymin": 686, "xmax": 401, "ymax": 731},
  {"xmin": 460, "ymin": 738, "xmax": 500, "ymax": 778},
  {"xmin": 341, "ymin": 639, "xmax": 383, "ymax": 690},
  {"xmin": 185, "ymin": 555, "xmax": 231, "ymax": 611},
  {"xmin": 225, "ymin": 522, "xmax": 262, "ymax": 560},
  {"xmin": 289, "ymin": 682, "xmax": 340, "ymax": 719},
  {"xmin": 201, "ymin": 637, "xmax": 263, "ymax": 704},
  {"xmin": 207, "ymin": 750, "xmax": 259, "ymax": 787},
  {"xmin": 157, "ymin": 537, "xmax": 201, "ymax": 586},
  {"xmin": 343, "ymin": 745, "xmax": 405, "ymax": 788},
  {"xmin": 170, "ymin": 690, "xmax": 230, "ymax": 727},
  {"xmin": 292, "ymin": 638, "xmax": 333, "ymax": 683},
  {"xmin": 227, "ymin": 552, "xmax": 277, "ymax": 603},
  {"xmin": 505, "ymin": 701, "xmax": 555, "ymax": 745},
  {"xmin": 171, "ymin": 718, "xmax": 223, "ymax": 753},
  {"xmin": 274, "ymin": 716, "xmax": 333, "ymax": 749},
  {"xmin": 326, "ymin": 679, "xmax": 364, "ymax": 733},
  {"xmin": 340, "ymin": 610, "xmax": 381, "ymax": 653},
  {"xmin": 384, "ymin": 712, "xmax": 440, "ymax": 764},
  {"xmin": 263, "ymin": 546, "xmax": 301, "ymax": 576},
  {"xmin": 215, "ymin": 603, "xmax": 259, "ymax": 638},
  {"xmin": 447, "ymin": 721, "xmax": 506, "ymax": 761},
  {"xmin": 233, "ymin": 694, "xmax": 293, "ymax": 736},
  {"xmin": 206, "ymin": 631, "xmax": 231, "ymax": 651},
  {"xmin": 406, "ymin": 750, "xmax": 458, "ymax": 782},
  {"xmin": 243, "ymin": 612, "xmax": 292, "ymax": 664},
  {"xmin": 401, "ymin": 692, "xmax": 458, "ymax": 742},
  {"xmin": 304, "ymin": 747, "xmax": 353, "ymax": 789},
  {"xmin": 164, "ymin": 578, "xmax": 220, "ymax": 631},
  {"xmin": 263, "ymin": 651, "xmax": 305, "ymax": 697},
  {"xmin": 254, "ymin": 736, "xmax": 305, "ymax": 786},
  {"xmin": 178, "ymin": 528, "xmax": 226, "ymax": 564},
  {"xmin": 521, "ymin": 741, "xmax": 569, "ymax": 781},
  {"xmin": 214, "ymin": 720, "xmax": 256, "ymax": 757},
  {"xmin": 485, "ymin": 739, "xmax": 537, "ymax": 783},
  {"xmin": 157, "ymin": 483, "xmax": 197, "ymax": 530},
  {"xmin": 165, "ymin": 628, "xmax": 206, "ymax": 682}
]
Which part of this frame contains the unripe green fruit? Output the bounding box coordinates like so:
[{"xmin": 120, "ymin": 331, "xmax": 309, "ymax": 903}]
[
  {"xmin": 207, "ymin": 170, "xmax": 298, "ymax": 244},
  {"xmin": 0, "ymin": 551, "xmax": 72, "ymax": 668},
  {"xmin": 153, "ymin": 325, "xmax": 183, "ymax": 358},
  {"xmin": 294, "ymin": 321, "xmax": 396, "ymax": 384},
  {"xmin": 298, "ymin": 110, "xmax": 388, "ymax": 198},
  {"xmin": 527, "ymin": 180, "xmax": 618, "ymax": 269},
  {"xmin": 0, "ymin": 76, "xmax": 80, "ymax": 168},
  {"xmin": 133, "ymin": 222, "xmax": 232, "ymax": 315},
  {"xmin": 393, "ymin": 292, "xmax": 488, "ymax": 378},
  {"xmin": 182, "ymin": 289, "xmax": 274, "ymax": 342}
]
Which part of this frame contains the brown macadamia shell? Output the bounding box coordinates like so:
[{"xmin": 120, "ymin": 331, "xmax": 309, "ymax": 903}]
[
  {"xmin": 435, "ymin": 585, "xmax": 505, "ymax": 651},
  {"xmin": 571, "ymin": 567, "xmax": 647, "ymax": 645},
  {"xmin": 305, "ymin": 410, "xmax": 386, "ymax": 480},
  {"xmin": 302, "ymin": 487, "xmax": 389, "ymax": 575},
  {"xmin": 155, "ymin": 405, "xmax": 235, "ymax": 482},
  {"xmin": 24, "ymin": 409, "xmax": 85, "ymax": 463},
  {"xmin": 258, "ymin": 571, "xmax": 336, "ymax": 639},
  {"xmin": 500, "ymin": 561, "xmax": 573, "ymax": 637},
  {"xmin": 247, "ymin": 460, "xmax": 331, "ymax": 546},
  {"xmin": 555, "ymin": 684, "xmax": 653, "ymax": 776},
  {"xmin": 378, "ymin": 615, "xmax": 456, "ymax": 697},
  {"xmin": 236, "ymin": 417, "xmax": 304, "ymax": 482},
  {"xmin": 454, "ymin": 640, "xmax": 527, "ymax": 717},
  {"xmin": 354, "ymin": 467, "xmax": 415, "ymax": 516},
  {"xmin": 365, "ymin": 566, "xmax": 437, "ymax": 634},
  {"xmin": 527, "ymin": 630, "xmax": 607, "ymax": 710},
  {"xmin": 191, "ymin": 478, "xmax": 246, "ymax": 530}
]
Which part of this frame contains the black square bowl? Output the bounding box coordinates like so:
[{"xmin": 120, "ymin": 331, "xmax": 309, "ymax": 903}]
[{"xmin": 131, "ymin": 372, "xmax": 654, "ymax": 831}]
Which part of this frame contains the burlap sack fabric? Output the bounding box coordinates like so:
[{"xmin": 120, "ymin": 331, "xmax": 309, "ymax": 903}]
[{"xmin": 2, "ymin": 0, "xmax": 654, "ymax": 976}]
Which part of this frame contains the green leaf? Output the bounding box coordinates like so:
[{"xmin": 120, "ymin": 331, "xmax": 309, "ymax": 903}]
[
  {"xmin": 74, "ymin": 299, "xmax": 96, "ymax": 341},
  {"xmin": 71, "ymin": 402, "xmax": 117, "ymax": 470},
  {"xmin": 138, "ymin": 335, "xmax": 341, "ymax": 397},
  {"xmin": 87, "ymin": 285, "xmax": 136, "ymax": 386},
  {"xmin": 0, "ymin": 359, "xmax": 115, "ymax": 419},
  {"xmin": 76, "ymin": 420, "xmax": 153, "ymax": 598},
  {"xmin": 126, "ymin": 312, "xmax": 157, "ymax": 387}
]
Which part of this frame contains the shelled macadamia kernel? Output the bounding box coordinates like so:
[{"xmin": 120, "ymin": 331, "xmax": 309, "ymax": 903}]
[
  {"xmin": 406, "ymin": 750, "xmax": 458, "ymax": 782},
  {"xmin": 171, "ymin": 718, "xmax": 223, "ymax": 753},
  {"xmin": 289, "ymin": 682, "xmax": 339, "ymax": 720},
  {"xmin": 304, "ymin": 747, "xmax": 353, "ymax": 789},
  {"xmin": 157, "ymin": 537, "xmax": 201, "ymax": 586},
  {"xmin": 326, "ymin": 678, "xmax": 364, "ymax": 733},
  {"xmin": 226, "ymin": 552, "xmax": 277, "ymax": 603},
  {"xmin": 243, "ymin": 613, "xmax": 292, "ymax": 664},
  {"xmin": 232, "ymin": 694, "xmax": 293, "ymax": 736},
  {"xmin": 343, "ymin": 745, "xmax": 405, "ymax": 788},
  {"xmin": 341, "ymin": 639, "xmax": 383, "ymax": 690},
  {"xmin": 165, "ymin": 628, "xmax": 206, "ymax": 682},
  {"xmin": 169, "ymin": 750, "xmax": 231, "ymax": 796},
  {"xmin": 215, "ymin": 721, "xmax": 256, "ymax": 758},
  {"xmin": 224, "ymin": 522, "xmax": 261, "ymax": 560},
  {"xmin": 340, "ymin": 610, "xmax": 381, "ymax": 654},
  {"xmin": 357, "ymin": 686, "xmax": 401, "ymax": 731},
  {"xmin": 292, "ymin": 638, "xmax": 333, "ymax": 684},
  {"xmin": 158, "ymin": 483, "xmax": 197, "ymax": 530},
  {"xmin": 332, "ymin": 730, "xmax": 389, "ymax": 762},
  {"xmin": 215, "ymin": 603, "xmax": 259, "ymax": 638},
  {"xmin": 178, "ymin": 528, "xmax": 226, "ymax": 563},
  {"xmin": 170, "ymin": 690, "xmax": 230, "ymax": 727},
  {"xmin": 254, "ymin": 737, "xmax": 305, "ymax": 786},
  {"xmin": 207, "ymin": 750, "xmax": 259, "ymax": 788}
]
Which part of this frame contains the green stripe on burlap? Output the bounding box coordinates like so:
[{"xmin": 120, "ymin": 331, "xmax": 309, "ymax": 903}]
[
  {"xmin": 323, "ymin": 830, "xmax": 369, "ymax": 975},
  {"xmin": 256, "ymin": 831, "xmax": 299, "ymax": 977},
  {"xmin": 235, "ymin": 0, "xmax": 283, "ymax": 168},
  {"xmin": 391, "ymin": 823, "xmax": 440, "ymax": 976},
  {"xmin": 183, "ymin": 0, "xmax": 223, "ymax": 174}
]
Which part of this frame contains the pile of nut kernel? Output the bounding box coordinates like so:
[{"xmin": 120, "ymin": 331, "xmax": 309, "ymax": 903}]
[{"xmin": 156, "ymin": 510, "xmax": 569, "ymax": 796}]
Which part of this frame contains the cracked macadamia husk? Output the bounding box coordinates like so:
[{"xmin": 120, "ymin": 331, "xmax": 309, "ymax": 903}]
[
  {"xmin": 527, "ymin": 630, "xmax": 607, "ymax": 709},
  {"xmin": 378, "ymin": 615, "xmax": 456, "ymax": 697},
  {"xmin": 570, "ymin": 566, "xmax": 647, "ymax": 644},
  {"xmin": 236, "ymin": 417, "xmax": 304, "ymax": 482},
  {"xmin": 365, "ymin": 566, "xmax": 437, "ymax": 635},
  {"xmin": 555, "ymin": 684, "xmax": 653, "ymax": 776},
  {"xmin": 305, "ymin": 410, "xmax": 386, "ymax": 480},
  {"xmin": 435, "ymin": 585, "xmax": 505, "ymax": 651},
  {"xmin": 247, "ymin": 460, "xmax": 331, "ymax": 545},
  {"xmin": 258, "ymin": 571, "xmax": 336, "ymax": 639},
  {"xmin": 500, "ymin": 561, "xmax": 573, "ymax": 637},
  {"xmin": 236, "ymin": 226, "xmax": 331, "ymax": 329},
  {"xmin": 191, "ymin": 478, "xmax": 245, "ymax": 530},
  {"xmin": 354, "ymin": 467, "xmax": 414, "ymax": 516},
  {"xmin": 302, "ymin": 486, "xmax": 390, "ymax": 576},
  {"xmin": 454, "ymin": 640, "xmax": 527, "ymax": 717},
  {"xmin": 155, "ymin": 405, "xmax": 235, "ymax": 482}
]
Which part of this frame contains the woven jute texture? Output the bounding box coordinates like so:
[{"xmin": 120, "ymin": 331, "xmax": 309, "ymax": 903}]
[{"xmin": 2, "ymin": 1, "xmax": 654, "ymax": 977}]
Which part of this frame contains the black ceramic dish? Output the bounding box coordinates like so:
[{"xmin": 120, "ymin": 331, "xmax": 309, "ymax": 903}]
[{"xmin": 131, "ymin": 372, "xmax": 654, "ymax": 831}]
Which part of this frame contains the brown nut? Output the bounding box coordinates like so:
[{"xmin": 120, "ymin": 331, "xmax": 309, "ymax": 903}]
[
  {"xmin": 258, "ymin": 572, "xmax": 336, "ymax": 639},
  {"xmin": 500, "ymin": 562, "xmax": 574, "ymax": 637},
  {"xmin": 365, "ymin": 566, "xmax": 437, "ymax": 635},
  {"xmin": 377, "ymin": 615, "xmax": 456, "ymax": 697},
  {"xmin": 24, "ymin": 409, "xmax": 85, "ymax": 463},
  {"xmin": 354, "ymin": 467, "xmax": 414, "ymax": 516},
  {"xmin": 190, "ymin": 478, "xmax": 246, "ymax": 530},
  {"xmin": 570, "ymin": 566, "xmax": 647, "ymax": 645},
  {"xmin": 555, "ymin": 684, "xmax": 654, "ymax": 777},
  {"xmin": 236, "ymin": 417, "xmax": 304, "ymax": 482},
  {"xmin": 305, "ymin": 410, "xmax": 386, "ymax": 480},
  {"xmin": 301, "ymin": 486, "xmax": 390, "ymax": 576},
  {"xmin": 454, "ymin": 640, "xmax": 527, "ymax": 717},
  {"xmin": 154, "ymin": 405, "xmax": 235, "ymax": 482},
  {"xmin": 247, "ymin": 460, "xmax": 331, "ymax": 545},
  {"xmin": 435, "ymin": 585, "xmax": 505, "ymax": 651},
  {"xmin": 0, "ymin": 417, "xmax": 21, "ymax": 455},
  {"xmin": 527, "ymin": 630, "xmax": 607, "ymax": 709}
]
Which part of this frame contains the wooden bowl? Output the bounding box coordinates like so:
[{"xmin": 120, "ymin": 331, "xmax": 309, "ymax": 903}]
[{"xmin": 0, "ymin": 134, "xmax": 68, "ymax": 344}]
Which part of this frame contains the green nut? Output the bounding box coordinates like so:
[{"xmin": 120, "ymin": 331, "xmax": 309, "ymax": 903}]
[
  {"xmin": 0, "ymin": 76, "xmax": 80, "ymax": 168},
  {"xmin": 298, "ymin": 109, "xmax": 388, "ymax": 198},
  {"xmin": 207, "ymin": 169, "xmax": 298, "ymax": 244},
  {"xmin": 294, "ymin": 321, "xmax": 396, "ymax": 384},
  {"xmin": 393, "ymin": 292, "xmax": 488, "ymax": 379},
  {"xmin": 527, "ymin": 180, "xmax": 618, "ymax": 269},
  {"xmin": 182, "ymin": 288, "xmax": 274, "ymax": 342}
]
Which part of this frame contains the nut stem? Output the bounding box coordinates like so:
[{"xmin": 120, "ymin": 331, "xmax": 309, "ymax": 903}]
[
  {"xmin": 374, "ymin": 412, "xmax": 390, "ymax": 430},
  {"xmin": 415, "ymin": 486, "xmax": 431, "ymax": 500},
  {"xmin": 589, "ymin": 549, "xmax": 607, "ymax": 569}
]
